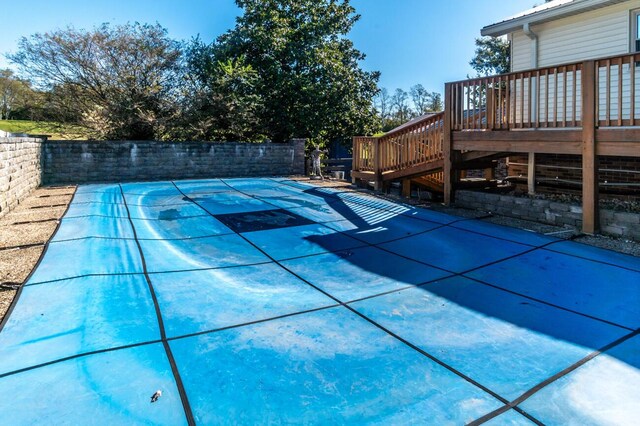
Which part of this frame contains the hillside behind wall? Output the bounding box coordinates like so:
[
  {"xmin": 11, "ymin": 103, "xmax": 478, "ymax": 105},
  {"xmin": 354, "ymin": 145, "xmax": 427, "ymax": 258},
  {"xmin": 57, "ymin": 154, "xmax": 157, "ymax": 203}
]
[
  {"xmin": 42, "ymin": 139, "xmax": 306, "ymax": 184},
  {"xmin": 0, "ymin": 137, "xmax": 43, "ymax": 219}
]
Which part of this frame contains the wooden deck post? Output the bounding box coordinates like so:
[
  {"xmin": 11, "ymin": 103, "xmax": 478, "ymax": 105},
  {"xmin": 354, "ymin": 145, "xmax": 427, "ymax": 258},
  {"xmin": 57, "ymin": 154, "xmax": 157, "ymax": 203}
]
[
  {"xmin": 351, "ymin": 137, "xmax": 358, "ymax": 184},
  {"xmin": 527, "ymin": 152, "xmax": 536, "ymax": 194},
  {"xmin": 402, "ymin": 179, "xmax": 411, "ymax": 197},
  {"xmin": 581, "ymin": 60, "xmax": 599, "ymax": 234},
  {"xmin": 483, "ymin": 167, "xmax": 495, "ymax": 181},
  {"xmin": 443, "ymin": 83, "xmax": 455, "ymax": 205},
  {"xmin": 373, "ymin": 138, "xmax": 383, "ymax": 191}
]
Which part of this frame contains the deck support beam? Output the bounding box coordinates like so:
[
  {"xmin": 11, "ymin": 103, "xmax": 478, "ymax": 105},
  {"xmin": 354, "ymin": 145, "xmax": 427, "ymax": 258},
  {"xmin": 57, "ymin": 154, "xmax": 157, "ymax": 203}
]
[
  {"xmin": 527, "ymin": 152, "xmax": 536, "ymax": 194},
  {"xmin": 402, "ymin": 179, "xmax": 411, "ymax": 197},
  {"xmin": 581, "ymin": 60, "xmax": 599, "ymax": 234}
]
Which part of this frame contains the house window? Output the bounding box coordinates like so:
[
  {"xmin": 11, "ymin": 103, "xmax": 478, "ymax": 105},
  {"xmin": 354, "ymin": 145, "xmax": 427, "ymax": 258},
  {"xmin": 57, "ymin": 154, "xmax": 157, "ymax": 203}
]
[{"xmin": 633, "ymin": 10, "xmax": 640, "ymax": 52}]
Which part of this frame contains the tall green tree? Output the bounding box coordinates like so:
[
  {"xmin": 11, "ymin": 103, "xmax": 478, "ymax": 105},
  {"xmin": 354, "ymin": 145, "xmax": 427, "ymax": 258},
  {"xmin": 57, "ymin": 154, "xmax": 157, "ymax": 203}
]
[
  {"xmin": 0, "ymin": 69, "xmax": 32, "ymax": 120},
  {"xmin": 209, "ymin": 0, "xmax": 380, "ymax": 143},
  {"xmin": 179, "ymin": 39, "xmax": 264, "ymax": 141},
  {"xmin": 410, "ymin": 84, "xmax": 442, "ymax": 115},
  {"xmin": 469, "ymin": 36, "xmax": 510, "ymax": 76},
  {"xmin": 8, "ymin": 23, "xmax": 183, "ymax": 140}
]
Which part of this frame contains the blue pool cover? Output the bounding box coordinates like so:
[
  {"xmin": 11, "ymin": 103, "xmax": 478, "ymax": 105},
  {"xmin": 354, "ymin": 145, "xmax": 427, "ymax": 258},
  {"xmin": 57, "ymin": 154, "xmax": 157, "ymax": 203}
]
[{"xmin": 0, "ymin": 178, "xmax": 639, "ymax": 424}]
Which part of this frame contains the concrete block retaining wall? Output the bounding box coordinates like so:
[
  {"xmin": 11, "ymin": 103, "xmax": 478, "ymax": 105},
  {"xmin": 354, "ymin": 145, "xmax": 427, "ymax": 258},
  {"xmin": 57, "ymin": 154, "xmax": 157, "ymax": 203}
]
[
  {"xmin": 456, "ymin": 190, "xmax": 640, "ymax": 241},
  {"xmin": 42, "ymin": 139, "xmax": 306, "ymax": 184},
  {"xmin": 0, "ymin": 137, "xmax": 43, "ymax": 219}
]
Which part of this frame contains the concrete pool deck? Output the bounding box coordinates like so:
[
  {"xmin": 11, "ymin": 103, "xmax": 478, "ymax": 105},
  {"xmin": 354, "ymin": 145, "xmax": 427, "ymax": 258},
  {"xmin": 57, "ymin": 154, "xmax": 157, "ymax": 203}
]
[{"xmin": 0, "ymin": 178, "xmax": 638, "ymax": 424}]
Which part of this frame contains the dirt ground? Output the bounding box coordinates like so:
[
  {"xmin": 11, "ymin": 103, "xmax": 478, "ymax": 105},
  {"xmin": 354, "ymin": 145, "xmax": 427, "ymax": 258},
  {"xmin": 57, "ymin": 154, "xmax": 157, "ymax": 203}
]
[{"xmin": 0, "ymin": 186, "xmax": 75, "ymax": 323}]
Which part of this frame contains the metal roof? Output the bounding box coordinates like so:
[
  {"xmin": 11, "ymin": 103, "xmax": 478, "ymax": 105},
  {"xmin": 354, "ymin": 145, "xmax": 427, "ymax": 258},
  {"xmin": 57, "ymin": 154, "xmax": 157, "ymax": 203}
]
[{"xmin": 481, "ymin": 0, "xmax": 627, "ymax": 37}]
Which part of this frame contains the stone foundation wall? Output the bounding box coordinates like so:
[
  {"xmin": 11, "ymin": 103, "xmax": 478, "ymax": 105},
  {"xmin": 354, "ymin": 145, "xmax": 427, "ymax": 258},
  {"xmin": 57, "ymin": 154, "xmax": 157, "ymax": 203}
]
[
  {"xmin": 0, "ymin": 137, "xmax": 43, "ymax": 218},
  {"xmin": 42, "ymin": 139, "xmax": 305, "ymax": 184},
  {"xmin": 456, "ymin": 190, "xmax": 640, "ymax": 241}
]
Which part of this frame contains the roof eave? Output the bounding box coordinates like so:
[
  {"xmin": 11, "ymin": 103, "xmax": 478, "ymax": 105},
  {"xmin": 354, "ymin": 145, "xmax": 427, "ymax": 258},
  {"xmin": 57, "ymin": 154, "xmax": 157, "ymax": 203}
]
[{"xmin": 481, "ymin": 0, "xmax": 625, "ymax": 37}]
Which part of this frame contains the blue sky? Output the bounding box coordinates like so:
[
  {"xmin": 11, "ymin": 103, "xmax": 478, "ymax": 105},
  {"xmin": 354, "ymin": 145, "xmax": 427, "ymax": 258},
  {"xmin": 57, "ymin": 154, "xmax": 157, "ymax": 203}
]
[{"xmin": 0, "ymin": 0, "xmax": 535, "ymax": 93}]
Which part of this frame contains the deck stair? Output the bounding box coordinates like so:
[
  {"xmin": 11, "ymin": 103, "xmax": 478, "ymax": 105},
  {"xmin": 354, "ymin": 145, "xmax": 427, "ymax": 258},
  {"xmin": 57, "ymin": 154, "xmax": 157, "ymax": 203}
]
[{"xmin": 352, "ymin": 111, "xmax": 500, "ymax": 197}]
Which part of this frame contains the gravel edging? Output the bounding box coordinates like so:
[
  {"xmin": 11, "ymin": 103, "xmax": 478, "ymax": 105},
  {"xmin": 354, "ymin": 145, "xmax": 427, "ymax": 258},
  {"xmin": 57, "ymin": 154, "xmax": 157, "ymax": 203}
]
[{"xmin": 0, "ymin": 186, "xmax": 76, "ymax": 324}]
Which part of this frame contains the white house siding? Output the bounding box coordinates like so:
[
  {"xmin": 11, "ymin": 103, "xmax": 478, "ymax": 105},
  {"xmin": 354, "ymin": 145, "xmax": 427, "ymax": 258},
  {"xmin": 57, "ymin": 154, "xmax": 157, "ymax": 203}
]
[
  {"xmin": 509, "ymin": 1, "xmax": 640, "ymax": 124},
  {"xmin": 511, "ymin": 30, "xmax": 533, "ymax": 72}
]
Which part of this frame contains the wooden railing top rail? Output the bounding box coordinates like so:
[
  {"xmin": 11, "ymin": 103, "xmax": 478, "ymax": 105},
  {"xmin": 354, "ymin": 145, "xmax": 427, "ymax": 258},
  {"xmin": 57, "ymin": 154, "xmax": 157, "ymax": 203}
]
[
  {"xmin": 447, "ymin": 51, "xmax": 640, "ymax": 86},
  {"xmin": 379, "ymin": 111, "xmax": 444, "ymax": 141}
]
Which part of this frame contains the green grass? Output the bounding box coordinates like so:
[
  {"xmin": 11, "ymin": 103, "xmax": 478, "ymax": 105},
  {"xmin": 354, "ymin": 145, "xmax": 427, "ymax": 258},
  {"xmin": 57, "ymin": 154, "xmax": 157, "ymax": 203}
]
[{"xmin": 0, "ymin": 120, "xmax": 89, "ymax": 140}]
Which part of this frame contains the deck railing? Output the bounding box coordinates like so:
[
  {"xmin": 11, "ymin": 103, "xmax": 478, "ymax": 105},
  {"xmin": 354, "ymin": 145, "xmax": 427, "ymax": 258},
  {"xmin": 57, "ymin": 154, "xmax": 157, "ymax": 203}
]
[
  {"xmin": 352, "ymin": 113, "xmax": 444, "ymax": 179},
  {"xmin": 448, "ymin": 52, "xmax": 640, "ymax": 131},
  {"xmin": 378, "ymin": 112, "xmax": 444, "ymax": 173},
  {"xmin": 352, "ymin": 136, "xmax": 376, "ymax": 172},
  {"xmin": 449, "ymin": 62, "xmax": 583, "ymax": 130},
  {"xmin": 595, "ymin": 53, "xmax": 640, "ymax": 127}
]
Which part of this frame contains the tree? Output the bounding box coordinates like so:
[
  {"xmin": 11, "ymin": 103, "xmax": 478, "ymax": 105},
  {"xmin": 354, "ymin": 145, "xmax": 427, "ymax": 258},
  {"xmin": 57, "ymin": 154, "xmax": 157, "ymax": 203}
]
[
  {"xmin": 469, "ymin": 36, "xmax": 510, "ymax": 76},
  {"xmin": 428, "ymin": 92, "xmax": 442, "ymax": 112},
  {"xmin": 178, "ymin": 39, "xmax": 265, "ymax": 141},
  {"xmin": 410, "ymin": 84, "xmax": 442, "ymax": 115},
  {"xmin": 373, "ymin": 87, "xmax": 391, "ymax": 129},
  {"xmin": 8, "ymin": 23, "xmax": 183, "ymax": 140},
  {"xmin": 208, "ymin": 0, "xmax": 380, "ymax": 143},
  {"xmin": 0, "ymin": 69, "xmax": 32, "ymax": 120},
  {"xmin": 390, "ymin": 88, "xmax": 411, "ymax": 123}
]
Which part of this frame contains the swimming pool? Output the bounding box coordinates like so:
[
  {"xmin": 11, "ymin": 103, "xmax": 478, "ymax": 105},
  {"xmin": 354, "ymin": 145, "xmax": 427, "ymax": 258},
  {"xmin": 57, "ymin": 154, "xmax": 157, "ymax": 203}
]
[{"xmin": 0, "ymin": 178, "xmax": 638, "ymax": 424}]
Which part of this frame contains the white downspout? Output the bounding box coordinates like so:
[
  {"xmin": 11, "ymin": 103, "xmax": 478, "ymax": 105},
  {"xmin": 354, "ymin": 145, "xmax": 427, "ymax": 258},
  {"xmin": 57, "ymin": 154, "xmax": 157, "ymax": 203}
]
[
  {"xmin": 523, "ymin": 23, "xmax": 539, "ymax": 69},
  {"xmin": 523, "ymin": 22, "xmax": 539, "ymax": 121}
]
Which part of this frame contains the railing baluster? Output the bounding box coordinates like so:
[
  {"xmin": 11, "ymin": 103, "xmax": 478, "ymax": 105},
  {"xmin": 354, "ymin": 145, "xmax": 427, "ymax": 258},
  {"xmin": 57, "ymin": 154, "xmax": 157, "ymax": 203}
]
[
  {"xmin": 536, "ymin": 70, "xmax": 540, "ymax": 128},
  {"xmin": 618, "ymin": 56, "xmax": 623, "ymax": 126},
  {"xmin": 553, "ymin": 68, "xmax": 558, "ymax": 127},
  {"xmin": 562, "ymin": 66, "xmax": 567, "ymax": 127},
  {"xmin": 606, "ymin": 59, "xmax": 611, "ymax": 126},
  {"xmin": 572, "ymin": 65, "xmax": 577, "ymax": 126},
  {"xmin": 527, "ymin": 72, "xmax": 532, "ymax": 127},
  {"xmin": 632, "ymin": 54, "xmax": 636, "ymax": 126},
  {"xmin": 519, "ymin": 73, "xmax": 524, "ymax": 128},
  {"xmin": 505, "ymin": 75, "xmax": 511, "ymax": 129},
  {"xmin": 545, "ymin": 71, "xmax": 549, "ymax": 127}
]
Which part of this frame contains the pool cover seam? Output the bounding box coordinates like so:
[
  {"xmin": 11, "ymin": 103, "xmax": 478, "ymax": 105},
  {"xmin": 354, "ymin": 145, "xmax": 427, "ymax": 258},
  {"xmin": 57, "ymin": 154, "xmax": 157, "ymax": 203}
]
[
  {"xmin": 0, "ymin": 340, "xmax": 163, "ymax": 380},
  {"xmin": 0, "ymin": 304, "xmax": 340, "ymax": 380},
  {"xmin": 228, "ymin": 183, "xmax": 634, "ymax": 330},
  {"xmin": 181, "ymin": 180, "xmax": 540, "ymax": 423},
  {"xmin": 118, "ymin": 184, "xmax": 196, "ymax": 426},
  {"xmin": 367, "ymin": 236, "xmax": 637, "ymax": 331},
  {"xmin": 48, "ymin": 231, "xmax": 239, "ymax": 244},
  {"xmin": 544, "ymin": 244, "xmax": 640, "ymax": 273},
  {"xmin": 274, "ymin": 178, "xmax": 640, "ymax": 273},
  {"xmin": 468, "ymin": 327, "xmax": 640, "ymax": 425},
  {"xmin": 63, "ymin": 213, "xmax": 212, "ymax": 221},
  {"xmin": 0, "ymin": 186, "xmax": 78, "ymax": 334}
]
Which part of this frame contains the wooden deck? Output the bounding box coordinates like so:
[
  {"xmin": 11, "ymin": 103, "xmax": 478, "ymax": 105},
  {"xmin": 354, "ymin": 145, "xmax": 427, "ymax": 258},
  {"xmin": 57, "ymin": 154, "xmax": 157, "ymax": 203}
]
[{"xmin": 352, "ymin": 52, "xmax": 640, "ymax": 234}]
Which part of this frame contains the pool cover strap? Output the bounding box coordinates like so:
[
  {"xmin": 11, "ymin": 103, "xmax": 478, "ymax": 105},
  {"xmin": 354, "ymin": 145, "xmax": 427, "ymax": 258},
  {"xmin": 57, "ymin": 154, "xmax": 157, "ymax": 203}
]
[{"xmin": 118, "ymin": 184, "xmax": 196, "ymax": 426}]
